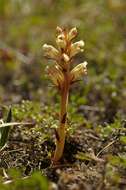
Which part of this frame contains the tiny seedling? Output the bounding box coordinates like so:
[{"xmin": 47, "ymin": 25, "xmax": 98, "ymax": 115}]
[{"xmin": 43, "ymin": 27, "xmax": 87, "ymax": 163}]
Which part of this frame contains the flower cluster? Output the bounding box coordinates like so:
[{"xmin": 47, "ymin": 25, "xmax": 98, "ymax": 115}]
[{"xmin": 43, "ymin": 27, "xmax": 87, "ymax": 89}]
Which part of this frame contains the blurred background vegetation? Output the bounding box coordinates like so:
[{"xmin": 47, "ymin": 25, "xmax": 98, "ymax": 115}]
[
  {"xmin": 0, "ymin": 0, "xmax": 126, "ymax": 189},
  {"xmin": 0, "ymin": 0, "xmax": 126, "ymax": 126}
]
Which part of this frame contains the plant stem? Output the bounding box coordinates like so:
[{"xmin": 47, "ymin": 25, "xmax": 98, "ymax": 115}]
[{"xmin": 53, "ymin": 71, "xmax": 69, "ymax": 163}]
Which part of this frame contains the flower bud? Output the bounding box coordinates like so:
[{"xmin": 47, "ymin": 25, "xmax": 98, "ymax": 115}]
[
  {"xmin": 43, "ymin": 44, "xmax": 59, "ymax": 60},
  {"xmin": 62, "ymin": 53, "xmax": 70, "ymax": 62},
  {"xmin": 56, "ymin": 34, "xmax": 66, "ymax": 49},
  {"xmin": 56, "ymin": 26, "xmax": 63, "ymax": 34},
  {"xmin": 68, "ymin": 27, "xmax": 78, "ymax": 41},
  {"xmin": 70, "ymin": 40, "xmax": 85, "ymax": 57},
  {"xmin": 46, "ymin": 65, "xmax": 64, "ymax": 87},
  {"xmin": 70, "ymin": 61, "xmax": 87, "ymax": 82}
]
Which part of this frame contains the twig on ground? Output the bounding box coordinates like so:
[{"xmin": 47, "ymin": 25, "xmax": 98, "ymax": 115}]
[{"xmin": 97, "ymin": 140, "xmax": 117, "ymax": 157}]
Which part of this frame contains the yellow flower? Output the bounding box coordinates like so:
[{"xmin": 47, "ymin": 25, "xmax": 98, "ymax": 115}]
[
  {"xmin": 56, "ymin": 34, "xmax": 66, "ymax": 49},
  {"xmin": 56, "ymin": 26, "xmax": 63, "ymax": 34},
  {"xmin": 68, "ymin": 27, "xmax": 78, "ymax": 41},
  {"xmin": 70, "ymin": 40, "xmax": 85, "ymax": 57},
  {"xmin": 70, "ymin": 61, "xmax": 88, "ymax": 82},
  {"xmin": 46, "ymin": 65, "xmax": 64, "ymax": 87},
  {"xmin": 43, "ymin": 44, "xmax": 59, "ymax": 60}
]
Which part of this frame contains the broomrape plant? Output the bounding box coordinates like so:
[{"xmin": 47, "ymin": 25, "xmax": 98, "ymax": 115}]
[{"xmin": 43, "ymin": 27, "xmax": 87, "ymax": 163}]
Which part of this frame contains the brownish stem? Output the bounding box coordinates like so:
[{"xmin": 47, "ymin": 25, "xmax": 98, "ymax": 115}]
[{"xmin": 53, "ymin": 71, "xmax": 69, "ymax": 163}]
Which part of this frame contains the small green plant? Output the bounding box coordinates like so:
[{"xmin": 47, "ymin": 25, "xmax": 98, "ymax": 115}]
[
  {"xmin": 0, "ymin": 107, "xmax": 33, "ymax": 150},
  {"xmin": 43, "ymin": 27, "xmax": 87, "ymax": 163},
  {"xmin": 0, "ymin": 171, "xmax": 48, "ymax": 190}
]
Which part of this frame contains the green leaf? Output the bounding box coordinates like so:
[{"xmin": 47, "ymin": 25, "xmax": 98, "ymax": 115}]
[{"xmin": 0, "ymin": 108, "xmax": 12, "ymax": 149}]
